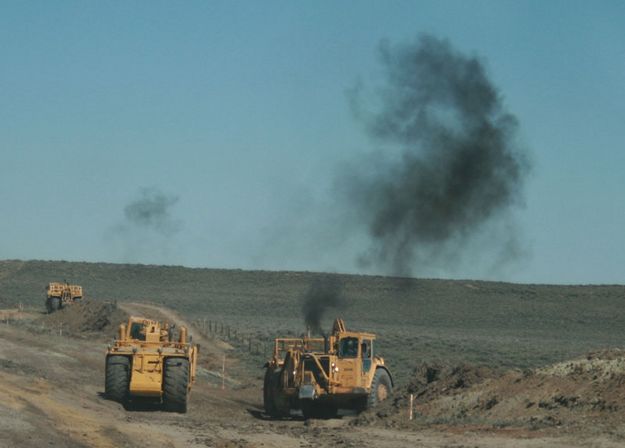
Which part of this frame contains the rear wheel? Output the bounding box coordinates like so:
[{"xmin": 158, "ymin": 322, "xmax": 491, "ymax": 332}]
[
  {"xmin": 105, "ymin": 355, "xmax": 130, "ymax": 403},
  {"xmin": 366, "ymin": 369, "xmax": 392, "ymax": 409},
  {"xmin": 163, "ymin": 358, "xmax": 189, "ymax": 413}
]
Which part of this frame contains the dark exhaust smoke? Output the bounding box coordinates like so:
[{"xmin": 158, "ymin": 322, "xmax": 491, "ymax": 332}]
[
  {"xmin": 301, "ymin": 277, "xmax": 345, "ymax": 335},
  {"xmin": 345, "ymin": 34, "xmax": 530, "ymax": 276},
  {"xmin": 124, "ymin": 188, "xmax": 181, "ymax": 236},
  {"xmin": 107, "ymin": 187, "xmax": 182, "ymax": 263}
]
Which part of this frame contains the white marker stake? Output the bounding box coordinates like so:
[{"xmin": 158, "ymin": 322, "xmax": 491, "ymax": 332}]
[
  {"xmin": 222, "ymin": 354, "xmax": 226, "ymax": 390},
  {"xmin": 409, "ymin": 394, "xmax": 414, "ymax": 421}
]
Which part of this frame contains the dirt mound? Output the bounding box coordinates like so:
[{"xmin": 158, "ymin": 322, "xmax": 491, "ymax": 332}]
[
  {"xmin": 39, "ymin": 300, "xmax": 127, "ymax": 337},
  {"xmin": 407, "ymin": 362, "xmax": 499, "ymax": 402},
  {"xmin": 416, "ymin": 349, "xmax": 625, "ymax": 429},
  {"xmin": 537, "ymin": 348, "xmax": 625, "ymax": 380},
  {"xmin": 354, "ymin": 351, "xmax": 625, "ymax": 430},
  {"xmin": 352, "ymin": 362, "xmax": 499, "ymax": 427}
]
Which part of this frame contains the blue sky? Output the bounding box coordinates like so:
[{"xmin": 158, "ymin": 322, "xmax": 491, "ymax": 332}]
[{"xmin": 1, "ymin": 1, "xmax": 624, "ymax": 284}]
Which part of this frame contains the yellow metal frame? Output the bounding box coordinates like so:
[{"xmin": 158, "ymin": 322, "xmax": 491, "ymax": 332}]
[{"xmin": 106, "ymin": 316, "xmax": 198, "ymax": 398}]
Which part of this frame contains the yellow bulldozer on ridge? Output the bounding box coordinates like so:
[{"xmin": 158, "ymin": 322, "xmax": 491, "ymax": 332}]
[
  {"xmin": 105, "ymin": 316, "xmax": 199, "ymax": 413},
  {"xmin": 45, "ymin": 281, "xmax": 83, "ymax": 313},
  {"xmin": 264, "ymin": 318, "xmax": 393, "ymax": 419}
]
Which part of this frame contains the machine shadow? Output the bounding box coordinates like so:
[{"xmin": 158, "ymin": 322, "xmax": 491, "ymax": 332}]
[
  {"xmin": 246, "ymin": 408, "xmax": 305, "ymax": 421},
  {"xmin": 98, "ymin": 391, "xmax": 172, "ymax": 413}
]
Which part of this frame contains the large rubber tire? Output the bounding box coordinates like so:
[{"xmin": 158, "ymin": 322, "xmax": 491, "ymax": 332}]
[
  {"xmin": 163, "ymin": 358, "xmax": 189, "ymax": 413},
  {"xmin": 366, "ymin": 368, "xmax": 392, "ymax": 409},
  {"xmin": 105, "ymin": 355, "xmax": 130, "ymax": 403},
  {"xmin": 263, "ymin": 368, "xmax": 278, "ymax": 416},
  {"xmin": 264, "ymin": 368, "xmax": 290, "ymax": 418},
  {"xmin": 47, "ymin": 297, "xmax": 60, "ymax": 314}
]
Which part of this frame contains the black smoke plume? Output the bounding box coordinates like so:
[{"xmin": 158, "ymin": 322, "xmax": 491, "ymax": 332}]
[
  {"xmin": 124, "ymin": 188, "xmax": 181, "ymax": 236},
  {"xmin": 301, "ymin": 277, "xmax": 345, "ymax": 334},
  {"xmin": 345, "ymin": 34, "xmax": 530, "ymax": 276},
  {"xmin": 107, "ymin": 187, "xmax": 182, "ymax": 263}
]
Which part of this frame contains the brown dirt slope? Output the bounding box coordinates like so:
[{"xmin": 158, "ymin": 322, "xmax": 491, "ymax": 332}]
[
  {"xmin": 356, "ymin": 349, "xmax": 625, "ymax": 436},
  {"xmin": 35, "ymin": 300, "xmax": 128, "ymax": 337}
]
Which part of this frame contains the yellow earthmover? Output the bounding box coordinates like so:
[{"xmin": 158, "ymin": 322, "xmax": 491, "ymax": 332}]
[
  {"xmin": 105, "ymin": 316, "xmax": 199, "ymax": 413},
  {"xmin": 46, "ymin": 282, "xmax": 83, "ymax": 313},
  {"xmin": 264, "ymin": 318, "xmax": 393, "ymax": 419}
]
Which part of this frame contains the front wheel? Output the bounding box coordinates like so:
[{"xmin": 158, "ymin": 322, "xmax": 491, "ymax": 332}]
[
  {"xmin": 263, "ymin": 368, "xmax": 278, "ymax": 416},
  {"xmin": 366, "ymin": 369, "xmax": 392, "ymax": 409},
  {"xmin": 264, "ymin": 368, "xmax": 289, "ymax": 418},
  {"xmin": 46, "ymin": 297, "xmax": 61, "ymax": 313}
]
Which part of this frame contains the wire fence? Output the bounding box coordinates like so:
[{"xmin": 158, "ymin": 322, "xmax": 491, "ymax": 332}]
[{"xmin": 191, "ymin": 318, "xmax": 271, "ymax": 356}]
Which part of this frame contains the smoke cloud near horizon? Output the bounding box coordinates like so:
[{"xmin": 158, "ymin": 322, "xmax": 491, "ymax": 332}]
[
  {"xmin": 301, "ymin": 276, "xmax": 346, "ymax": 334},
  {"xmin": 107, "ymin": 187, "xmax": 182, "ymax": 263},
  {"xmin": 344, "ymin": 34, "xmax": 530, "ymax": 277},
  {"xmin": 123, "ymin": 188, "xmax": 182, "ymax": 236}
]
